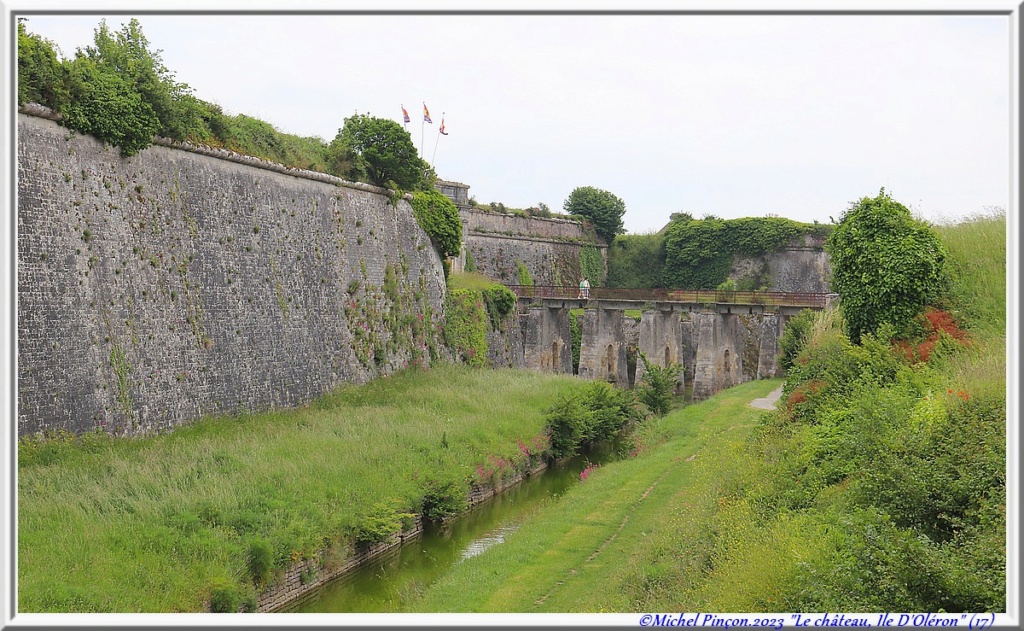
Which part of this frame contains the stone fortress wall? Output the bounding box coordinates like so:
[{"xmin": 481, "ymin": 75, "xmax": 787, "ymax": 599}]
[{"xmin": 18, "ymin": 112, "xmax": 447, "ymax": 437}]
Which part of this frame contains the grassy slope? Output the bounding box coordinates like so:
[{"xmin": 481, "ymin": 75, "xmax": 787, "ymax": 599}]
[
  {"xmin": 407, "ymin": 379, "xmax": 782, "ymax": 612},
  {"xmin": 18, "ymin": 365, "xmax": 579, "ymax": 612}
]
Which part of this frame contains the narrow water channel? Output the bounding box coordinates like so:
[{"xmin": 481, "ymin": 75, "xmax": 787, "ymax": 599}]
[{"xmin": 282, "ymin": 444, "xmax": 619, "ymax": 613}]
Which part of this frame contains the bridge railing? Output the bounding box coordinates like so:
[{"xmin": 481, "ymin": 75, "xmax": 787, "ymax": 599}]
[{"xmin": 506, "ymin": 285, "xmax": 828, "ymax": 309}]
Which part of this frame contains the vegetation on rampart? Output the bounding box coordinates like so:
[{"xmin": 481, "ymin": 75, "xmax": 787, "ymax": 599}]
[
  {"xmin": 605, "ymin": 214, "xmax": 829, "ymax": 290},
  {"xmin": 409, "ymin": 189, "xmax": 462, "ymax": 263}
]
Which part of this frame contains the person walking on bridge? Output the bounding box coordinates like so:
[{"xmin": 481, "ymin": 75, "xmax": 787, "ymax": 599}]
[{"xmin": 579, "ymin": 276, "xmax": 591, "ymax": 300}]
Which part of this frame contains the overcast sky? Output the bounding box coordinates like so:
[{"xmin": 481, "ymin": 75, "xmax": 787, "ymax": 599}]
[{"xmin": 16, "ymin": 10, "xmax": 1012, "ymax": 234}]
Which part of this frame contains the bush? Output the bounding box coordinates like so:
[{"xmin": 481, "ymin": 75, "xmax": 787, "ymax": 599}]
[
  {"xmin": 544, "ymin": 382, "xmax": 639, "ymax": 458},
  {"xmin": 606, "ymin": 233, "xmax": 665, "ymax": 289},
  {"xmin": 826, "ymin": 189, "xmax": 949, "ymax": 343},
  {"xmin": 420, "ymin": 477, "xmax": 469, "ymax": 521},
  {"xmin": 409, "ymin": 189, "xmax": 462, "ymax": 260},
  {"xmin": 481, "ymin": 284, "xmax": 516, "ymax": 329},
  {"xmin": 354, "ymin": 502, "xmax": 415, "ymax": 546},
  {"xmin": 563, "ymin": 186, "xmax": 626, "ymax": 244},
  {"xmin": 635, "ymin": 353, "xmax": 682, "ymax": 417},
  {"xmin": 778, "ymin": 309, "xmax": 815, "ymax": 371}
]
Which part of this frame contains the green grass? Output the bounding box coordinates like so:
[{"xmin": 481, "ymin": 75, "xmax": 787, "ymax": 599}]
[
  {"xmin": 18, "ymin": 365, "xmax": 580, "ymax": 612},
  {"xmin": 404, "ymin": 379, "xmax": 783, "ymax": 612},
  {"xmin": 935, "ymin": 208, "xmax": 1006, "ymax": 336}
]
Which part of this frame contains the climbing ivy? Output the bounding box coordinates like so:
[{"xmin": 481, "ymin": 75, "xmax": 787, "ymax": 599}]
[
  {"xmin": 443, "ymin": 289, "xmax": 488, "ymax": 367},
  {"xmin": 661, "ymin": 214, "xmax": 827, "ymax": 289},
  {"xmin": 579, "ymin": 245, "xmax": 604, "ymax": 287},
  {"xmin": 409, "ymin": 189, "xmax": 462, "ymax": 260}
]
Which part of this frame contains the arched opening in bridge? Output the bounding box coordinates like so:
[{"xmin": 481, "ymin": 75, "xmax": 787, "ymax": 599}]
[
  {"xmin": 604, "ymin": 344, "xmax": 615, "ymax": 377},
  {"xmin": 664, "ymin": 346, "xmax": 671, "ymax": 366},
  {"xmin": 723, "ymin": 349, "xmax": 731, "ymax": 375},
  {"xmin": 551, "ymin": 341, "xmax": 559, "ymax": 371}
]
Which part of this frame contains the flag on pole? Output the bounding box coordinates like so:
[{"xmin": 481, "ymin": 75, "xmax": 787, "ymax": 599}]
[
  {"xmin": 439, "ymin": 116, "xmax": 448, "ymax": 135},
  {"xmin": 423, "ymin": 102, "xmax": 432, "ymax": 123},
  {"xmin": 401, "ymin": 105, "xmax": 410, "ymax": 124}
]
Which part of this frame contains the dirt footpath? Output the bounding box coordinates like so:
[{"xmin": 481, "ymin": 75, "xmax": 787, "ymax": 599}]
[{"xmin": 749, "ymin": 384, "xmax": 784, "ymax": 410}]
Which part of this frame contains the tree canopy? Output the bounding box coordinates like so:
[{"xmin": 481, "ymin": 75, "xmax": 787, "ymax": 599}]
[
  {"xmin": 826, "ymin": 189, "xmax": 948, "ymax": 344},
  {"xmin": 334, "ymin": 114, "xmax": 429, "ymax": 190},
  {"xmin": 562, "ymin": 186, "xmax": 626, "ymax": 244}
]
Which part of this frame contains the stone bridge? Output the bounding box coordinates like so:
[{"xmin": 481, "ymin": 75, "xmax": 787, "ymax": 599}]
[{"xmin": 510, "ymin": 286, "xmax": 836, "ymax": 401}]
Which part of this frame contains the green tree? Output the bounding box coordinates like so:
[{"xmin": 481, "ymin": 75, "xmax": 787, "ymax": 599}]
[
  {"xmin": 62, "ymin": 56, "xmax": 160, "ymax": 156},
  {"xmin": 563, "ymin": 186, "xmax": 627, "ymax": 244},
  {"xmin": 83, "ymin": 19, "xmax": 202, "ymax": 141},
  {"xmin": 335, "ymin": 113, "xmax": 428, "ymax": 190},
  {"xmin": 17, "ymin": 20, "xmax": 69, "ymax": 108},
  {"xmin": 826, "ymin": 189, "xmax": 948, "ymax": 344}
]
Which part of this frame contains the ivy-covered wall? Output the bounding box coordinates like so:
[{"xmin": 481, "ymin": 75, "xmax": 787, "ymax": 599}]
[{"xmin": 17, "ymin": 113, "xmax": 447, "ymax": 437}]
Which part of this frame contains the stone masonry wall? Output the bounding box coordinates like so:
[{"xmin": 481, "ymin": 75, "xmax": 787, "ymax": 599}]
[
  {"xmin": 729, "ymin": 234, "xmax": 832, "ymax": 293},
  {"xmin": 18, "ymin": 113, "xmax": 447, "ymax": 437},
  {"xmin": 460, "ymin": 209, "xmax": 607, "ymax": 287}
]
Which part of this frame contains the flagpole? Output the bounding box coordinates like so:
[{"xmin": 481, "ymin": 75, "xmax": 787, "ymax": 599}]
[
  {"xmin": 431, "ymin": 112, "xmax": 444, "ymax": 168},
  {"xmin": 420, "ymin": 117, "xmax": 424, "ymax": 158}
]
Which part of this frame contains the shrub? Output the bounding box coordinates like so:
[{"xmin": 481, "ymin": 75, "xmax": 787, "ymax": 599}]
[
  {"xmin": 208, "ymin": 580, "xmax": 243, "ymax": 613},
  {"xmin": 515, "ymin": 260, "xmax": 533, "ymax": 287},
  {"xmin": 544, "ymin": 382, "xmax": 639, "ymax": 458},
  {"xmin": 409, "ymin": 189, "xmax": 462, "ymax": 260},
  {"xmin": 354, "ymin": 502, "xmax": 415, "ymax": 546},
  {"xmin": 826, "ymin": 189, "xmax": 949, "ymax": 343},
  {"xmin": 481, "ymin": 284, "xmax": 516, "ymax": 329},
  {"xmin": 635, "ymin": 353, "xmax": 682, "ymax": 417},
  {"xmin": 420, "ymin": 477, "xmax": 469, "ymax": 521},
  {"xmin": 778, "ymin": 309, "xmax": 815, "ymax": 371}
]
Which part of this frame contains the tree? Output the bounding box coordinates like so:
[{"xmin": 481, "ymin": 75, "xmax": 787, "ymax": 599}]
[
  {"xmin": 83, "ymin": 19, "xmax": 202, "ymax": 141},
  {"xmin": 335, "ymin": 113, "xmax": 428, "ymax": 190},
  {"xmin": 562, "ymin": 186, "xmax": 626, "ymax": 244},
  {"xmin": 17, "ymin": 19, "xmax": 69, "ymax": 108},
  {"xmin": 826, "ymin": 189, "xmax": 948, "ymax": 344}
]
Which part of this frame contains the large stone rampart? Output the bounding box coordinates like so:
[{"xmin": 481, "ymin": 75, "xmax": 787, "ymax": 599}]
[
  {"xmin": 460, "ymin": 209, "xmax": 606, "ymax": 287},
  {"xmin": 18, "ymin": 113, "xmax": 447, "ymax": 437}
]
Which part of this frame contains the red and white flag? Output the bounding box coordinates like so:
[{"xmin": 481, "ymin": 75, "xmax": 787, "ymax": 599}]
[{"xmin": 423, "ymin": 102, "xmax": 432, "ymax": 123}]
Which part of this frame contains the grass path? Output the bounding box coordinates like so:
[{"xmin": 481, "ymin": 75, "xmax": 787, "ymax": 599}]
[{"xmin": 406, "ymin": 378, "xmax": 782, "ymax": 612}]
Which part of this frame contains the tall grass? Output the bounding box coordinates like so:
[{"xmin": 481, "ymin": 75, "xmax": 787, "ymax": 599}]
[
  {"xmin": 18, "ymin": 365, "xmax": 579, "ymax": 612},
  {"xmin": 935, "ymin": 208, "xmax": 1006, "ymax": 336}
]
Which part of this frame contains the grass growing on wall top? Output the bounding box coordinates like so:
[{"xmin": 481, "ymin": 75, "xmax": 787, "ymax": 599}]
[{"xmin": 18, "ymin": 365, "xmax": 580, "ymax": 612}]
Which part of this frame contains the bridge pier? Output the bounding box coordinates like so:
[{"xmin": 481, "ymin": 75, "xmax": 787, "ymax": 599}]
[
  {"xmin": 635, "ymin": 309, "xmax": 685, "ymax": 392},
  {"xmin": 756, "ymin": 313, "xmax": 783, "ymax": 379},
  {"xmin": 692, "ymin": 311, "xmax": 748, "ymax": 401},
  {"xmin": 522, "ymin": 305, "xmax": 572, "ymax": 374},
  {"xmin": 578, "ymin": 308, "xmax": 628, "ymax": 386}
]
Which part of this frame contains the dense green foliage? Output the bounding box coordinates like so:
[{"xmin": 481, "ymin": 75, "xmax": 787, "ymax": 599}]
[
  {"xmin": 448, "ymin": 273, "xmax": 518, "ymax": 334},
  {"xmin": 544, "ymin": 382, "xmax": 640, "ymax": 459},
  {"xmin": 409, "ymin": 189, "xmax": 462, "ymax": 260},
  {"xmin": 563, "ymin": 186, "xmax": 627, "ymax": 244},
  {"xmin": 778, "ymin": 308, "xmax": 815, "ymax": 370},
  {"xmin": 635, "ymin": 354, "xmax": 682, "ymax": 417},
  {"xmin": 605, "ymin": 232, "xmax": 666, "ymax": 288},
  {"xmin": 17, "ymin": 20, "xmax": 68, "ymax": 109},
  {"xmin": 442, "ymin": 289, "xmax": 489, "ymax": 367},
  {"xmin": 826, "ymin": 190, "xmax": 948, "ymax": 343},
  {"xmin": 335, "ymin": 113, "xmax": 430, "ymax": 190},
  {"xmin": 578, "ymin": 245, "xmax": 605, "ymax": 287},
  {"xmin": 569, "ymin": 309, "xmax": 582, "ymax": 374},
  {"xmin": 662, "ymin": 214, "xmax": 823, "ymax": 289}
]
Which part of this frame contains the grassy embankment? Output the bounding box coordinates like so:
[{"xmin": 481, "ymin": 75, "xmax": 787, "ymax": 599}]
[
  {"xmin": 405, "ymin": 210, "xmax": 1007, "ymax": 613},
  {"xmin": 18, "ymin": 365, "xmax": 580, "ymax": 612},
  {"xmin": 406, "ymin": 378, "xmax": 783, "ymax": 612}
]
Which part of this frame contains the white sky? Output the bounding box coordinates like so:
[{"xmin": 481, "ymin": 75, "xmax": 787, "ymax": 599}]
[{"xmin": 12, "ymin": 9, "xmax": 1014, "ymax": 234}]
